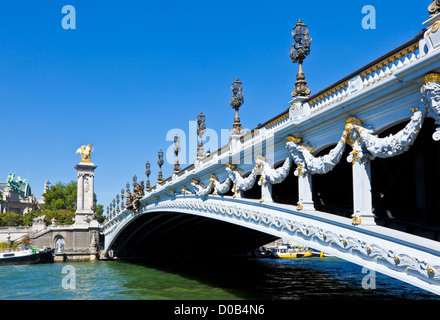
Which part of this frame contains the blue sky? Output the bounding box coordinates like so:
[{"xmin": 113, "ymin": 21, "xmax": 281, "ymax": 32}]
[{"xmin": 0, "ymin": 1, "xmax": 429, "ymax": 210}]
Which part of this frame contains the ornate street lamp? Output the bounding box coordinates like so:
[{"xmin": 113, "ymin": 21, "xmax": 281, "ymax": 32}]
[
  {"xmin": 132, "ymin": 174, "xmax": 138, "ymax": 189},
  {"xmin": 157, "ymin": 149, "xmax": 164, "ymax": 182},
  {"xmin": 125, "ymin": 182, "xmax": 131, "ymax": 199},
  {"xmin": 173, "ymin": 134, "xmax": 181, "ymax": 173},
  {"xmin": 116, "ymin": 194, "xmax": 120, "ymax": 214},
  {"xmin": 196, "ymin": 112, "xmax": 206, "ymax": 158},
  {"xmin": 112, "ymin": 199, "xmax": 116, "ymax": 216},
  {"xmin": 230, "ymin": 78, "xmax": 244, "ymax": 136},
  {"xmin": 290, "ymin": 19, "xmax": 312, "ymax": 98},
  {"xmin": 106, "ymin": 206, "xmax": 109, "ymax": 219},
  {"xmin": 145, "ymin": 161, "xmax": 151, "ymax": 190},
  {"xmin": 120, "ymin": 188, "xmax": 125, "ymax": 209}
]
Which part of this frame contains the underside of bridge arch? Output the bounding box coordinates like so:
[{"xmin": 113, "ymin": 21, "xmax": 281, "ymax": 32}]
[
  {"xmin": 109, "ymin": 212, "xmax": 278, "ymax": 259},
  {"xmin": 372, "ymin": 117, "xmax": 440, "ymax": 240},
  {"xmin": 312, "ymin": 146, "xmax": 353, "ymax": 218}
]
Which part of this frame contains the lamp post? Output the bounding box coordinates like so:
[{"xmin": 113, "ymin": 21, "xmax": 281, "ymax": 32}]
[
  {"xmin": 173, "ymin": 134, "xmax": 181, "ymax": 173},
  {"xmin": 132, "ymin": 174, "xmax": 137, "ymax": 189},
  {"xmin": 230, "ymin": 78, "xmax": 244, "ymax": 136},
  {"xmin": 120, "ymin": 188, "xmax": 125, "ymax": 209},
  {"xmin": 116, "ymin": 194, "xmax": 120, "ymax": 214},
  {"xmin": 196, "ymin": 112, "xmax": 206, "ymax": 158},
  {"xmin": 145, "ymin": 161, "xmax": 151, "ymax": 190},
  {"xmin": 157, "ymin": 149, "xmax": 164, "ymax": 183},
  {"xmin": 290, "ymin": 19, "xmax": 312, "ymax": 98},
  {"xmin": 126, "ymin": 182, "xmax": 130, "ymax": 195}
]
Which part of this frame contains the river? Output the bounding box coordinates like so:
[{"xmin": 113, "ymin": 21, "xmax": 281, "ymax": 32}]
[{"xmin": 0, "ymin": 257, "xmax": 438, "ymax": 300}]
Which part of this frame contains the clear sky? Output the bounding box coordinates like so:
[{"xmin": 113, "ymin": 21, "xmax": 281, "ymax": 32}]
[{"xmin": 0, "ymin": 0, "xmax": 429, "ymax": 211}]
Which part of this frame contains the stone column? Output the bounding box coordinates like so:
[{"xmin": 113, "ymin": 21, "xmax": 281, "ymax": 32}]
[
  {"xmin": 74, "ymin": 161, "xmax": 97, "ymax": 226},
  {"xmin": 352, "ymin": 159, "xmax": 375, "ymax": 225},
  {"xmin": 298, "ymin": 173, "xmax": 314, "ymax": 211},
  {"xmin": 260, "ymin": 177, "xmax": 273, "ymax": 203}
]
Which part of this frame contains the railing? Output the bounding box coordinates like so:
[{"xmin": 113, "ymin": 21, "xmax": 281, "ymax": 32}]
[{"xmin": 307, "ymin": 39, "xmax": 420, "ymax": 114}]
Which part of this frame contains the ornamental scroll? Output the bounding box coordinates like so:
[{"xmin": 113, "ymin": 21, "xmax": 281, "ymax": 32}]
[
  {"xmin": 422, "ymin": 74, "xmax": 440, "ymax": 141},
  {"xmin": 255, "ymin": 155, "xmax": 293, "ymax": 185},
  {"xmin": 226, "ymin": 164, "xmax": 259, "ymax": 197},
  {"xmin": 286, "ymin": 135, "xmax": 346, "ymax": 176}
]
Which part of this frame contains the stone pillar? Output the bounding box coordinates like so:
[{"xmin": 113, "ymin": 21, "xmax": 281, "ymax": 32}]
[
  {"xmin": 260, "ymin": 177, "xmax": 273, "ymax": 203},
  {"xmin": 352, "ymin": 159, "xmax": 375, "ymax": 225},
  {"xmin": 74, "ymin": 161, "xmax": 98, "ymax": 226},
  {"xmin": 298, "ymin": 173, "xmax": 314, "ymax": 211}
]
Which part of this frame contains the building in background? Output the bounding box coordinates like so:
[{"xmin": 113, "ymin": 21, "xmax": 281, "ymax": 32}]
[{"xmin": 0, "ymin": 172, "xmax": 48, "ymax": 214}]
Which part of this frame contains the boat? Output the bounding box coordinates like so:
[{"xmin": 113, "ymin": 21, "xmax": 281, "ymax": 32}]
[
  {"xmin": 271, "ymin": 247, "xmax": 314, "ymax": 258},
  {"xmin": 0, "ymin": 247, "xmax": 55, "ymax": 265}
]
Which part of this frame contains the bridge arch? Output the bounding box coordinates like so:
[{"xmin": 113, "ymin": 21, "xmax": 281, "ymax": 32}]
[{"xmin": 106, "ymin": 205, "xmax": 279, "ymax": 259}]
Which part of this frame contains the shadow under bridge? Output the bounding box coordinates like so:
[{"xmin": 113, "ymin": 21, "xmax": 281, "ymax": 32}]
[{"xmin": 109, "ymin": 210, "xmax": 278, "ymax": 259}]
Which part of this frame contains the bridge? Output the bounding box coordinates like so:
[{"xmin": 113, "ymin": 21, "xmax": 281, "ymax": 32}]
[{"xmin": 102, "ymin": 9, "xmax": 440, "ymax": 295}]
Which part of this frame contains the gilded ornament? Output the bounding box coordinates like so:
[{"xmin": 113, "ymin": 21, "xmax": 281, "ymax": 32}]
[
  {"xmin": 352, "ymin": 215, "xmax": 363, "ymax": 225},
  {"xmin": 432, "ymin": 21, "xmax": 440, "ymax": 33},
  {"xmin": 345, "ymin": 117, "xmax": 364, "ymax": 126},
  {"xmin": 296, "ymin": 202, "xmax": 304, "ymax": 210},
  {"xmin": 75, "ymin": 144, "xmax": 94, "ymax": 163},
  {"xmin": 225, "ymin": 163, "xmax": 237, "ymax": 169},
  {"xmin": 286, "ymin": 135, "xmax": 304, "ymax": 144},
  {"xmin": 394, "ymin": 256, "xmax": 400, "ymax": 264},
  {"xmin": 428, "ymin": 267, "xmax": 436, "ymax": 276},
  {"xmin": 424, "ymin": 73, "xmax": 440, "ymax": 85}
]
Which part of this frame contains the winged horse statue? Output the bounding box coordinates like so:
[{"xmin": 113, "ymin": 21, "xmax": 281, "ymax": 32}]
[{"xmin": 76, "ymin": 144, "xmax": 94, "ymax": 162}]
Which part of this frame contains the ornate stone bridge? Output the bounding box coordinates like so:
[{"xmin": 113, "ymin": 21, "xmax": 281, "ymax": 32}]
[{"xmin": 102, "ymin": 10, "xmax": 440, "ymax": 295}]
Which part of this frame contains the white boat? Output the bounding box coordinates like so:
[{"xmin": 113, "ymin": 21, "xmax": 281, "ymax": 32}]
[{"xmin": 0, "ymin": 247, "xmax": 55, "ymax": 265}]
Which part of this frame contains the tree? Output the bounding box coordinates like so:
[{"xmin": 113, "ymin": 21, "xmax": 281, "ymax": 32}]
[
  {"xmin": 0, "ymin": 212, "xmax": 23, "ymax": 227},
  {"xmin": 41, "ymin": 181, "xmax": 105, "ymax": 224},
  {"xmin": 42, "ymin": 181, "xmax": 77, "ymax": 212}
]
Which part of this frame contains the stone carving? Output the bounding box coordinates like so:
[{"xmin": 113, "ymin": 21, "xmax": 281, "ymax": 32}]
[
  {"xmin": 225, "ymin": 164, "xmax": 259, "ymax": 197},
  {"xmin": 354, "ymin": 110, "xmax": 425, "ymax": 160},
  {"xmin": 255, "ymin": 155, "xmax": 292, "ymax": 185},
  {"xmin": 33, "ymin": 215, "xmax": 46, "ymax": 226},
  {"xmin": 210, "ymin": 175, "xmax": 232, "ymax": 195},
  {"xmin": 422, "ymin": 76, "xmax": 440, "ymax": 140},
  {"xmin": 428, "ymin": 0, "xmax": 440, "ymax": 16},
  {"xmin": 286, "ymin": 135, "xmax": 346, "ymax": 176},
  {"xmin": 55, "ymin": 237, "xmax": 65, "ymax": 253},
  {"xmin": 190, "ymin": 180, "xmax": 212, "ymax": 197}
]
